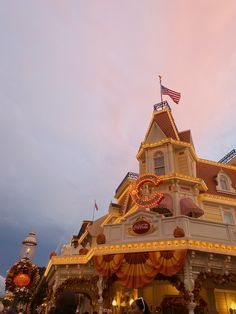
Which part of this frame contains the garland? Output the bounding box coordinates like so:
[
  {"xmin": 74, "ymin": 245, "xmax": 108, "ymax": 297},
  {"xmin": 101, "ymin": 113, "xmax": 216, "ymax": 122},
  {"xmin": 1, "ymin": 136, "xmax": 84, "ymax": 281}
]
[{"xmin": 6, "ymin": 258, "xmax": 39, "ymax": 293}]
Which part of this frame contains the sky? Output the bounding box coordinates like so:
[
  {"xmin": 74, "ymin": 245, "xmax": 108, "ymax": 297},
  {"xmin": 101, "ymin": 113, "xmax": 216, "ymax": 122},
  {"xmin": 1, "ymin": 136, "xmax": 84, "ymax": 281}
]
[{"xmin": 0, "ymin": 1, "xmax": 235, "ymax": 277}]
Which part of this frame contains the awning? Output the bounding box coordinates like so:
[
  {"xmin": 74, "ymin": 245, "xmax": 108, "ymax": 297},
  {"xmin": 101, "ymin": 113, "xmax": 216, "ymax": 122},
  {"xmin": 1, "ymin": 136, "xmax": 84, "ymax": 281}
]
[
  {"xmin": 154, "ymin": 193, "xmax": 173, "ymax": 216},
  {"xmin": 180, "ymin": 198, "xmax": 204, "ymax": 218}
]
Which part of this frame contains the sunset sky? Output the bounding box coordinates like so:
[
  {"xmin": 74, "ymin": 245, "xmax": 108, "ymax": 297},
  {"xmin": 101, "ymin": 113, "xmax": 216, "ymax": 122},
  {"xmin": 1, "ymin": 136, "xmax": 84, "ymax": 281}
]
[{"xmin": 0, "ymin": 1, "xmax": 235, "ymax": 278}]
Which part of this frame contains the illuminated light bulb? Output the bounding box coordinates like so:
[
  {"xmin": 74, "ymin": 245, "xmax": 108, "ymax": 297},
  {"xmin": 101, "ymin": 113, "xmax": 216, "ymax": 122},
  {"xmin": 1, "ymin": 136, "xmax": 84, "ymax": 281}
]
[
  {"xmin": 230, "ymin": 302, "xmax": 236, "ymax": 310},
  {"xmin": 112, "ymin": 299, "xmax": 117, "ymax": 306},
  {"xmin": 129, "ymin": 298, "xmax": 134, "ymax": 306}
]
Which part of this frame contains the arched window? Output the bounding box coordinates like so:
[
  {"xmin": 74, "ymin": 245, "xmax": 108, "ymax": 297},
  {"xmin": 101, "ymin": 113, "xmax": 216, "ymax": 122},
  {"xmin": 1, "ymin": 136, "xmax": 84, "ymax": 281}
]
[
  {"xmin": 154, "ymin": 152, "xmax": 165, "ymax": 175},
  {"xmin": 216, "ymin": 170, "xmax": 236, "ymax": 195},
  {"xmin": 220, "ymin": 176, "xmax": 229, "ymax": 190}
]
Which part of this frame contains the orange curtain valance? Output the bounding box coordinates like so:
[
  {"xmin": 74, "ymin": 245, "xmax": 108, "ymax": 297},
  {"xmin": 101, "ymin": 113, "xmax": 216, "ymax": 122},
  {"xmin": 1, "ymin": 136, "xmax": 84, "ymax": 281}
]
[{"xmin": 93, "ymin": 250, "xmax": 187, "ymax": 288}]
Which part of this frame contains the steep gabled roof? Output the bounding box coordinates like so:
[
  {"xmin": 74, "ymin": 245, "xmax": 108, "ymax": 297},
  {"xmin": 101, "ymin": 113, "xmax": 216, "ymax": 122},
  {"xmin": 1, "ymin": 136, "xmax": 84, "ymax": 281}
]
[
  {"xmin": 143, "ymin": 109, "xmax": 179, "ymax": 144},
  {"xmin": 179, "ymin": 130, "xmax": 194, "ymax": 147}
]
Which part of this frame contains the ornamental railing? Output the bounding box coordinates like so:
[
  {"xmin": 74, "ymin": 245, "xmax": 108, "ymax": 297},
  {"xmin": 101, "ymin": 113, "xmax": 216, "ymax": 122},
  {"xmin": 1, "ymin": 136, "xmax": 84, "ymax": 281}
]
[
  {"xmin": 219, "ymin": 149, "xmax": 236, "ymax": 164},
  {"xmin": 115, "ymin": 172, "xmax": 139, "ymax": 194},
  {"xmin": 153, "ymin": 101, "xmax": 171, "ymax": 112}
]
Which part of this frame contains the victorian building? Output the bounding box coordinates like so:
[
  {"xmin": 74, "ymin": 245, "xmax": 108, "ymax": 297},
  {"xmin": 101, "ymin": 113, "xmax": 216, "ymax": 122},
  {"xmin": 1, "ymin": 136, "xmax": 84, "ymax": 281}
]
[{"xmin": 43, "ymin": 102, "xmax": 236, "ymax": 314}]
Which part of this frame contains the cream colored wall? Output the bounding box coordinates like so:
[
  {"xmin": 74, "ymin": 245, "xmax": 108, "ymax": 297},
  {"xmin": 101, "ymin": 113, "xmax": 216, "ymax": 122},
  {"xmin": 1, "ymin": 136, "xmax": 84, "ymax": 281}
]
[
  {"xmin": 202, "ymin": 202, "xmax": 236, "ymax": 224},
  {"xmin": 202, "ymin": 203, "xmax": 223, "ymax": 223},
  {"xmin": 215, "ymin": 289, "xmax": 236, "ymax": 314},
  {"xmin": 175, "ymin": 149, "xmax": 189, "ymax": 175},
  {"xmin": 145, "ymin": 122, "xmax": 166, "ymax": 144},
  {"xmin": 142, "ymin": 281, "xmax": 179, "ymax": 310}
]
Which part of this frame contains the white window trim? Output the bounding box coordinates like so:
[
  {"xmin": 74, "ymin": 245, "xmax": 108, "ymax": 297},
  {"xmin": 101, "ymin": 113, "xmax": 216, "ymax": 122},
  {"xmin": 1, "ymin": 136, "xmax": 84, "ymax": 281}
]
[{"xmin": 216, "ymin": 170, "xmax": 236, "ymax": 195}]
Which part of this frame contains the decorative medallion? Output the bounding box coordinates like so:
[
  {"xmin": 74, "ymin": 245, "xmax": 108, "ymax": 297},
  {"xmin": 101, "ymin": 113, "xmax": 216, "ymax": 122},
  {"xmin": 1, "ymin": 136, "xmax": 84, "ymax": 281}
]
[
  {"xmin": 132, "ymin": 219, "xmax": 150, "ymax": 234},
  {"xmin": 129, "ymin": 173, "xmax": 164, "ymax": 208},
  {"xmin": 128, "ymin": 216, "xmax": 155, "ymax": 236}
]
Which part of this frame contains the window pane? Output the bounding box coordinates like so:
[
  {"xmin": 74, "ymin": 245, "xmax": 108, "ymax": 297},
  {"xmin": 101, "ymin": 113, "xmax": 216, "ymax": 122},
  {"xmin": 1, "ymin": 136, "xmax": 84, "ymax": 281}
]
[
  {"xmin": 156, "ymin": 167, "xmax": 165, "ymax": 175},
  {"xmin": 220, "ymin": 177, "xmax": 229, "ymax": 190},
  {"xmin": 223, "ymin": 212, "xmax": 234, "ymax": 224},
  {"xmin": 154, "ymin": 156, "xmax": 164, "ymax": 167}
]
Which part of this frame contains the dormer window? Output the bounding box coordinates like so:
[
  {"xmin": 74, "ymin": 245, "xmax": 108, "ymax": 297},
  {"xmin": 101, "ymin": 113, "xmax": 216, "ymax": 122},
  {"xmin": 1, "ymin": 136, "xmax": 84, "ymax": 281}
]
[
  {"xmin": 154, "ymin": 152, "xmax": 165, "ymax": 175},
  {"xmin": 216, "ymin": 170, "xmax": 236, "ymax": 195},
  {"xmin": 220, "ymin": 176, "xmax": 229, "ymax": 191}
]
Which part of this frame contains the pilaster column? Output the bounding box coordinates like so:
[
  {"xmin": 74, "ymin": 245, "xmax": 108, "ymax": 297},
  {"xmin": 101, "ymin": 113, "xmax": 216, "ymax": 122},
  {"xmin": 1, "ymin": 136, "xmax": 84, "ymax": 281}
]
[
  {"xmin": 97, "ymin": 275, "xmax": 103, "ymax": 314},
  {"xmin": 187, "ymin": 297, "xmax": 197, "ymax": 314},
  {"xmin": 183, "ymin": 258, "xmax": 197, "ymax": 314},
  {"xmin": 183, "ymin": 254, "xmax": 194, "ymax": 292}
]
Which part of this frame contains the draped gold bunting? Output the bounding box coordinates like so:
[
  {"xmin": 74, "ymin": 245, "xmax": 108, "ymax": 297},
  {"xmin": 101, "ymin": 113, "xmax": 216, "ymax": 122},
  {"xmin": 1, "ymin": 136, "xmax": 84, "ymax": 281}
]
[
  {"xmin": 116, "ymin": 252, "xmax": 159, "ymax": 288},
  {"xmin": 93, "ymin": 254, "xmax": 124, "ymax": 276},
  {"xmin": 149, "ymin": 250, "xmax": 187, "ymax": 276},
  {"xmin": 93, "ymin": 250, "xmax": 186, "ymax": 288}
]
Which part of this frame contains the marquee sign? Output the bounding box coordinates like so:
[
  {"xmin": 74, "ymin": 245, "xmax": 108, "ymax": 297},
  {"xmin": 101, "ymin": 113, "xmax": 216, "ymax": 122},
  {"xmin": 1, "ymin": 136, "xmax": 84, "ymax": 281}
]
[{"xmin": 129, "ymin": 173, "xmax": 164, "ymax": 208}]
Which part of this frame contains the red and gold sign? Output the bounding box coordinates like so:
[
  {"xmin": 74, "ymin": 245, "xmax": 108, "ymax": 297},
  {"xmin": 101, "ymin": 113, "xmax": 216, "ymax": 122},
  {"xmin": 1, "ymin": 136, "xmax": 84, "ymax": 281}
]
[
  {"xmin": 129, "ymin": 173, "xmax": 164, "ymax": 208},
  {"xmin": 13, "ymin": 273, "xmax": 31, "ymax": 287},
  {"xmin": 132, "ymin": 219, "xmax": 150, "ymax": 234}
]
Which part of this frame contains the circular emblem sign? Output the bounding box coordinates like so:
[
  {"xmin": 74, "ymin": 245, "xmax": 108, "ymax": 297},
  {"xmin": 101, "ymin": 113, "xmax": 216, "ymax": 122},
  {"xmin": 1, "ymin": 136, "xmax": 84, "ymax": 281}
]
[
  {"xmin": 129, "ymin": 173, "xmax": 164, "ymax": 208},
  {"xmin": 132, "ymin": 220, "xmax": 150, "ymax": 234}
]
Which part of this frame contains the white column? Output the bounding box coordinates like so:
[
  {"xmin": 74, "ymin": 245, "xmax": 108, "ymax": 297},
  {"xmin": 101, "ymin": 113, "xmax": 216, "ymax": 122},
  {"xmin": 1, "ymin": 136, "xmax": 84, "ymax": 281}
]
[
  {"xmin": 187, "ymin": 299, "xmax": 197, "ymax": 314},
  {"xmin": 184, "ymin": 258, "xmax": 197, "ymax": 314}
]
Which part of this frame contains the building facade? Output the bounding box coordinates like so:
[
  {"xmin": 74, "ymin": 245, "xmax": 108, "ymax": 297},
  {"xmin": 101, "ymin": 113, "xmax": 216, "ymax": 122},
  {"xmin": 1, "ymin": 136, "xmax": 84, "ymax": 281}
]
[{"xmin": 43, "ymin": 102, "xmax": 236, "ymax": 314}]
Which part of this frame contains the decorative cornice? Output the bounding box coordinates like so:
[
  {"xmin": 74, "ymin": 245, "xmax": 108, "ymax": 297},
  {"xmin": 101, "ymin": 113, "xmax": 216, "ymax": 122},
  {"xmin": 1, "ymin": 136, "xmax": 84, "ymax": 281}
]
[
  {"xmin": 136, "ymin": 139, "xmax": 236, "ymax": 171},
  {"xmin": 44, "ymin": 239, "xmax": 236, "ymax": 278},
  {"xmin": 161, "ymin": 173, "xmax": 208, "ymax": 191},
  {"xmin": 199, "ymin": 193, "xmax": 236, "ymax": 206},
  {"xmin": 198, "ymin": 158, "xmax": 236, "ymax": 170},
  {"xmin": 136, "ymin": 138, "xmax": 197, "ymax": 160}
]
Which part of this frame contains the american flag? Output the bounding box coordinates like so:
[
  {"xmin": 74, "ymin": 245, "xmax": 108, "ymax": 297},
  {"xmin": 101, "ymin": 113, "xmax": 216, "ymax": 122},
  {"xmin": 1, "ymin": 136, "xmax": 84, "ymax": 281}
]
[{"xmin": 161, "ymin": 85, "xmax": 181, "ymax": 104}]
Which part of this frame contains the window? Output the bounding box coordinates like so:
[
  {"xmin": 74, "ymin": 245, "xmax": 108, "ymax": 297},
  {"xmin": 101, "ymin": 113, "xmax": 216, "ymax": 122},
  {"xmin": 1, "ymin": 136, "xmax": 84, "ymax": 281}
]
[
  {"xmin": 154, "ymin": 152, "xmax": 165, "ymax": 175},
  {"xmin": 215, "ymin": 170, "xmax": 236, "ymax": 195},
  {"xmin": 220, "ymin": 176, "xmax": 229, "ymax": 191},
  {"xmin": 223, "ymin": 211, "xmax": 234, "ymax": 224}
]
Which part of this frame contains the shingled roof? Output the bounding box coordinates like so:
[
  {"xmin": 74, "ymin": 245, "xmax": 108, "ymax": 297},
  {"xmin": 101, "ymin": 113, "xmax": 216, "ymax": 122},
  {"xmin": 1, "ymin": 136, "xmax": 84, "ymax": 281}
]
[{"xmin": 151, "ymin": 110, "xmax": 179, "ymax": 140}]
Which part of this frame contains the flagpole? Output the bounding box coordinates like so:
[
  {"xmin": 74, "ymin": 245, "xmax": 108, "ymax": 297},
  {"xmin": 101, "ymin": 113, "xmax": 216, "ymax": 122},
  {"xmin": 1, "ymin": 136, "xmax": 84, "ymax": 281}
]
[
  {"xmin": 159, "ymin": 75, "xmax": 163, "ymax": 102},
  {"xmin": 92, "ymin": 200, "xmax": 96, "ymax": 221}
]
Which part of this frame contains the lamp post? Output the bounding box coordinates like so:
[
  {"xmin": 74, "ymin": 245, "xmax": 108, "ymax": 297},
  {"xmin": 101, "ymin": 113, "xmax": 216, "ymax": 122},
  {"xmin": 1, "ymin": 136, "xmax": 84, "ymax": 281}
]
[
  {"xmin": 19, "ymin": 232, "xmax": 37, "ymax": 261},
  {"xmin": 6, "ymin": 232, "xmax": 39, "ymax": 313}
]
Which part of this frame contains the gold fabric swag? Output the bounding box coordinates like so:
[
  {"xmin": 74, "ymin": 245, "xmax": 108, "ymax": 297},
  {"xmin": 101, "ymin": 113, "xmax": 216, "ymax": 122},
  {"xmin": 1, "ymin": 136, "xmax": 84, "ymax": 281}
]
[{"xmin": 94, "ymin": 250, "xmax": 187, "ymax": 288}]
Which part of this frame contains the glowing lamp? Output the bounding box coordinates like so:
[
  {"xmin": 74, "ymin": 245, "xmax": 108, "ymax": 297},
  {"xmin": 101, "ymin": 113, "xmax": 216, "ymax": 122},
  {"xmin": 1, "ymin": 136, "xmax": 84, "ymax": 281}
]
[
  {"xmin": 129, "ymin": 298, "xmax": 134, "ymax": 305},
  {"xmin": 13, "ymin": 273, "xmax": 30, "ymax": 287},
  {"xmin": 20, "ymin": 232, "xmax": 37, "ymax": 260},
  {"xmin": 230, "ymin": 302, "xmax": 236, "ymax": 310},
  {"xmin": 112, "ymin": 299, "xmax": 117, "ymax": 306}
]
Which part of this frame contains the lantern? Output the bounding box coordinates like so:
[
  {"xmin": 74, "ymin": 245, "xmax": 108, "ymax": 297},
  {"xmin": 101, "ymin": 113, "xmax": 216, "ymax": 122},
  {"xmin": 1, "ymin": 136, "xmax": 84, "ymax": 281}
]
[
  {"xmin": 19, "ymin": 232, "xmax": 37, "ymax": 260},
  {"xmin": 13, "ymin": 273, "xmax": 31, "ymax": 287}
]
